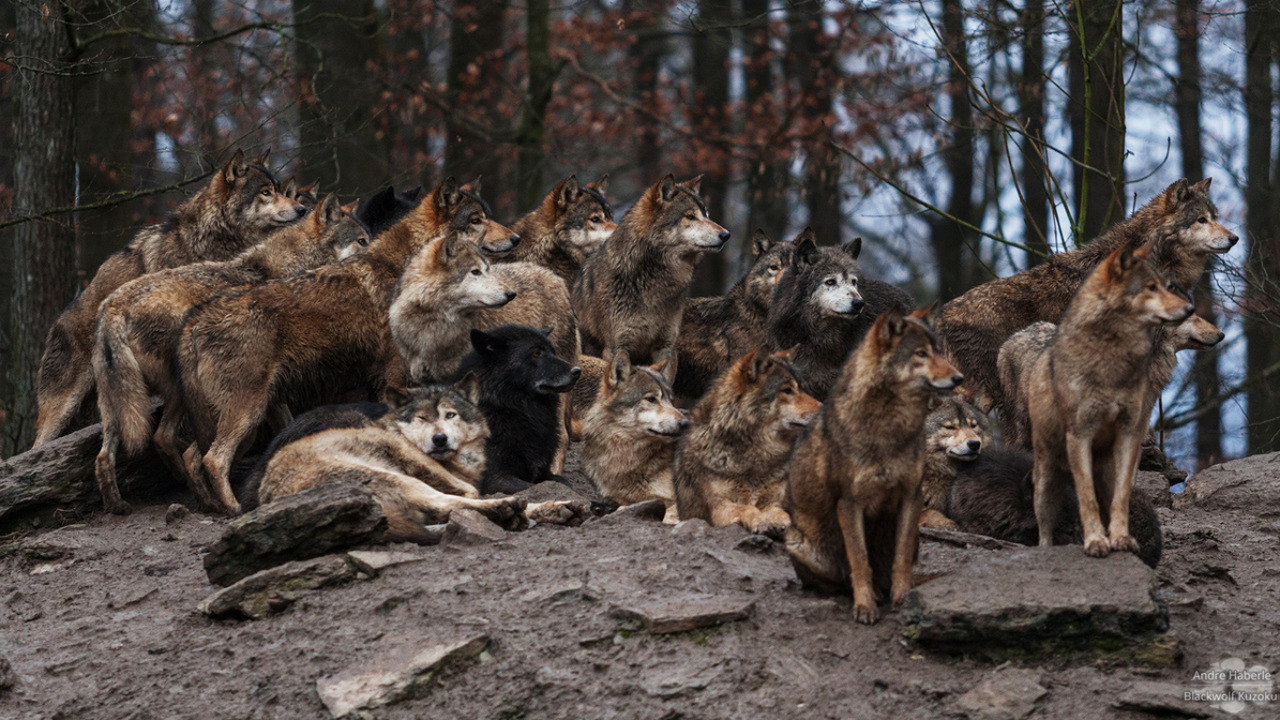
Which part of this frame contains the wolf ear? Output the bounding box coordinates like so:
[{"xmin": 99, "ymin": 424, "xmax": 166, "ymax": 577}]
[
  {"xmin": 794, "ymin": 228, "xmax": 820, "ymax": 267},
  {"xmin": 300, "ymin": 179, "xmax": 320, "ymax": 197},
  {"xmin": 384, "ymin": 385, "xmax": 412, "ymax": 411},
  {"xmin": 589, "ymin": 173, "xmax": 609, "ymax": 195},
  {"xmin": 1110, "ymin": 246, "xmax": 1138, "ymax": 274},
  {"xmin": 752, "ymin": 229, "xmax": 774, "ymax": 258},
  {"xmin": 223, "ymin": 149, "xmax": 249, "ymax": 183},
  {"xmin": 658, "ymin": 174, "xmax": 679, "ymax": 203},
  {"xmin": 454, "ymin": 371, "xmax": 481, "ymax": 404},
  {"xmin": 251, "ymin": 148, "xmax": 271, "ymax": 166},
  {"xmin": 649, "ymin": 358, "xmax": 670, "ymax": 376},
  {"xmin": 437, "ymin": 177, "xmax": 462, "ymax": 208},
  {"xmin": 607, "ymin": 350, "xmax": 633, "ymax": 389},
  {"xmin": 340, "ymin": 200, "xmax": 359, "ymax": 215},
  {"xmin": 402, "ymin": 186, "xmax": 424, "ymax": 201},
  {"xmin": 557, "ymin": 176, "xmax": 580, "ymax": 209},
  {"xmin": 910, "ymin": 301, "xmax": 939, "ymax": 325},
  {"xmin": 470, "ymin": 328, "xmax": 500, "ymax": 354},
  {"xmin": 773, "ymin": 344, "xmax": 799, "ymax": 363},
  {"xmin": 682, "ymin": 174, "xmax": 704, "ymax": 196},
  {"xmin": 1133, "ymin": 239, "xmax": 1155, "ymax": 260},
  {"xmin": 877, "ymin": 306, "xmax": 907, "ymax": 343},
  {"xmin": 745, "ymin": 346, "xmax": 772, "ymax": 383},
  {"xmin": 283, "ymin": 178, "xmax": 298, "ymax": 199},
  {"xmin": 1191, "ymin": 177, "xmax": 1212, "ymax": 193},
  {"xmin": 317, "ymin": 194, "xmax": 342, "ymax": 224},
  {"xmin": 463, "ymin": 175, "xmax": 483, "ymax": 195},
  {"xmin": 540, "ymin": 326, "xmax": 555, "ymax": 338},
  {"xmin": 1162, "ymin": 179, "xmax": 1190, "ymax": 211},
  {"xmin": 842, "ymin": 238, "xmax": 862, "ymax": 261}
]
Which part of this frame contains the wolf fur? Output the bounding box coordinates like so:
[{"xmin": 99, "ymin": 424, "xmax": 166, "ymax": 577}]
[
  {"xmin": 1026, "ymin": 244, "xmax": 1193, "ymax": 558},
  {"xmin": 453, "ymin": 326, "xmax": 580, "ymax": 495},
  {"xmin": 766, "ymin": 229, "xmax": 914, "ymax": 401},
  {"xmin": 34, "ymin": 149, "xmax": 305, "ymax": 447},
  {"xmin": 177, "ymin": 178, "xmax": 509, "ymax": 514},
  {"xmin": 918, "ymin": 395, "xmax": 991, "ymax": 530},
  {"xmin": 579, "ymin": 352, "xmax": 687, "ymax": 522},
  {"xmin": 91, "ymin": 195, "xmax": 369, "ymax": 514},
  {"xmin": 674, "ymin": 230, "xmax": 796, "ymax": 399},
  {"xmin": 571, "ymin": 174, "xmax": 729, "ymax": 383},
  {"xmin": 255, "ymin": 376, "xmax": 531, "ymax": 541},
  {"xmin": 674, "ymin": 346, "xmax": 820, "ymax": 536},
  {"xmin": 938, "ymin": 178, "xmax": 1236, "ymax": 412},
  {"xmin": 785, "ymin": 306, "xmax": 962, "ymax": 624},
  {"xmin": 503, "ymin": 175, "xmax": 615, "ymax": 284},
  {"xmin": 358, "ymin": 185, "xmax": 424, "ymax": 236}
]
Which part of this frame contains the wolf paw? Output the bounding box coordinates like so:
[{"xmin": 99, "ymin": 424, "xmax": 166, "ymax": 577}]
[
  {"xmin": 526, "ymin": 500, "xmax": 591, "ymax": 527},
  {"xmin": 1082, "ymin": 535, "xmax": 1111, "ymax": 558},
  {"xmin": 479, "ymin": 497, "xmax": 529, "ymax": 531},
  {"xmin": 852, "ymin": 601, "xmax": 879, "ymax": 625},
  {"xmin": 1109, "ymin": 534, "xmax": 1140, "ymax": 553},
  {"xmin": 103, "ymin": 498, "xmax": 133, "ymax": 516},
  {"xmin": 746, "ymin": 520, "xmax": 788, "ymax": 541}
]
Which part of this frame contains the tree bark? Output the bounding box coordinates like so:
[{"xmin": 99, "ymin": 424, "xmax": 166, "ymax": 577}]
[
  {"xmin": 515, "ymin": 0, "xmax": 556, "ymax": 213},
  {"xmin": 627, "ymin": 0, "xmax": 665, "ymax": 184},
  {"xmin": 689, "ymin": 0, "xmax": 732, "ymax": 296},
  {"xmin": 788, "ymin": 0, "xmax": 841, "ymax": 245},
  {"xmin": 6, "ymin": 2, "xmax": 79, "ymax": 456},
  {"xmin": 930, "ymin": 0, "xmax": 976, "ymax": 302},
  {"xmin": 741, "ymin": 0, "xmax": 787, "ymax": 245},
  {"xmin": 1067, "ymin": 0, "xmax": 1125, "ymax": 245},
  {"xmin": 445, "ymin": 0, "xmax": 508, "ymax": 213},
  {"xmin": 1018, "ymin": 0, "xmax": 1049, "ymax": 263}
]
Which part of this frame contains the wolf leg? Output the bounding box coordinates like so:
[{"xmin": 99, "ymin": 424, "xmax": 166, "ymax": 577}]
[
  {"xmin": 890, "ymin": 492, "xmax": 922, "ymax": 610},
  {"xmin": 836, "ymin": 497, "xmax": 877, "ymax": 624},
  {"xmin": 94, "ymin": 420, "xmax": 130, "ymax": 515},
  {"xmin": 34, "ymin": 366, "xmax": 95, "ymax": 448},
  {"xmin": 1107, "ymin": 429, "xmax": 1143, "ymax": 553},
  {"xmin": 1065, "ymin": 430, "xmax": 1108, "ymax": 557},
  {"xmin": 1031, "ymin": 438, "xmax": 1061, "ymax": 547}
]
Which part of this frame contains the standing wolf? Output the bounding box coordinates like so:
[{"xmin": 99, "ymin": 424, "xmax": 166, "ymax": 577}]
[
  {"xmin": 34, "ymin": 149, "xmax": 304, "ymax": 447},
  {"xmin": 91, "ymin": 196, "xmax": 369, "ymax": 514},
  {"xmin": 785, "ymin": 306, "xmax": 962, "ymax": 624},
  {"xmin": 938, "ymin": 178, "xmax": 1235, "ymax": 412},
  {"xmin": 572, "ymin": 175, "xmax": 728, "ymax": 383},
  {"xmin": 674, "ymin": 231, "xmax": 796, "ymax": 399},
  {"xmin": 177, "ymin": 178, "xmax": 510, "ymax": 513},
  {"xmin": 1026, "ymin": 245, "xmax": 1192, "ymax": 558},
  {"xmin": 766, "ymin": 230, "xmax": 914, "ymax": 400},
  {"xmin": 502, "ymin": 175, "xmax": 615, "ymax": 285},
  {"xmin": 674, "ymin": 346, "xmax": 820, "ymax": 536}
]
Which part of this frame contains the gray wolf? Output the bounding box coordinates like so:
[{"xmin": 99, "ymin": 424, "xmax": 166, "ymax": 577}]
[
  {"xmin": 919, "ymin": 395, "xmax": 990, "ymax": 530},
  {"xmin": 503, "ymin": 175, "xmax": 615, "ymax": 285}
]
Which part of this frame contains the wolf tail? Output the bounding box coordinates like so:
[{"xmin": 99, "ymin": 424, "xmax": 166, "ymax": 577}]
[{"xmin": 93, "ymin": 314, "xmax": 154, "ymax": 455}]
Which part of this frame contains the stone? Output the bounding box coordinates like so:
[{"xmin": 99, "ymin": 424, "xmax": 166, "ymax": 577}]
[
  {"xmin": 1177, "ymin": 452, "xmax": 1280, "ymax": 514},
  {"xmin": 315, "ymin": 634, "xmax": 489, "ymax": 718},
  {"xmin": 900, "ymin": 545, "xmax": 1171, "ymax": 664},
  {"xmin": 609, "ymin": 593, "xmax": 755, "ymax": 634},
  {"xmin": 734, "ymin": 534, "xmax": 779, "ymax": 554},
  {"xmin": 441, "ymin": 509, "xmax": 506, "ymax": 546},
  {"xmin": 954, "ymin": 667, "xmax": 1047, "ymax": 720},
  {"xmin": 0, "ymin": 654, "xmax": 13, "ymax": 692},
  {"xmin": 165, "ymin": 503, "xmax": 190, "ymax": 525},
  {"xmin": 671, "ymin": 519, "xmax": 710, "ymax": 539},
  {"xmin": 345, "ymin": 549, "xmax": 426, "ymax": 574},
  {"xmin": 1113, "ymin": 681, "xmax": 1211, "ymax": 718},
  {"xmin": 198, "ymin": 554, "xmax": 362, "ymax": 620},
  {"xmin": 640, "ymin": 660, "xmax": 727, "ymax": 698},
  {"xmin": 203, "ymin": 483, "xmax": 386, "ymax": 587}
]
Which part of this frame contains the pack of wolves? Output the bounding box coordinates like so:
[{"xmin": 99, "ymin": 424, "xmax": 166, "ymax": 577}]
[{"xmin": 32, "ymin": 149, "xmax": 1234, "ymax": 624}]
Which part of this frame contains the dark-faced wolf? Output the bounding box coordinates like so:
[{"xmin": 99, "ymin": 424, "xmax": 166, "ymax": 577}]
[
  {"xmin": 918, "ymin": 394, "xmax": 991, "ymax": 530},
  {"xmin": 572, "ymin": 174, "xmax": 728, "ymax": 383},
  {"xmin": 785, "ymin": 306, "xmax": 961, "ymax": 624},
  {"xmin": 34, "ymin": 149, "xmax": 304, "ymax": 447},
  {"xmin": 674, "ymin": 346, "xmax": 820, "ymax": 536},
  {"xmin": 503, "ymin": 175, "xmax": 615, "ymax": 285}
]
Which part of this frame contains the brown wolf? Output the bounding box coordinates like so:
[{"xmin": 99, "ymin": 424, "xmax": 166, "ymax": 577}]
[
  {"xmin": 674, "ymin": 346, "xmax": 820, "ymax": 536},
  {"xmin": 674, "ymin": 230, "xmax": 796, "ymax": 399},
  {"xmin": 1027, "ymin": 245, "xmax": 1193, "ymax": 558},
  {"xmin": 177, "ymin": 178, "xmax": 510, "ymax": 514},
  {"xmin": 502, "ymin": 175, "xmax": 616, "ymax": 284},
  {"xmin": 571, "ymin": 175, "xmax": 729, "ymax": 383},
  {"xmin": 91, "ymin": 195, "xmax": 369, "ymax": 514},
  {"xmin": 785, "ymin": 306, "xmax": 962, "ymax": 624},
  {"xmin": 918, "ymin": 395, "xmax": 991, "ymax": 530},
  {"xmin": 579, "ymin": 351, "xmax": 688, "ymax": 522},
  {"xmin": 938, "ymin": 178, "xmax": 1235, "ymax": 412},
  {"xmin": 34, "ymin": 149, "xmax": 304, "ymax": 447}
]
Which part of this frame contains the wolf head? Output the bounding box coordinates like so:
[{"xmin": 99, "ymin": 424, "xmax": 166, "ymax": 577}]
[
  {"xmin": 389, "ymin": 373, "xmax": 489, "ymax": 461},
  {"xmin": 788, "ymin": 228, "xmax": 865, "ymax": 319},
  {"xmin": 551, "ymin": 174, "xmax": 616, "ymax": 260},
  {"xmin": 358, "ymin": 185, "xmax": 424, "ymax": 237},
  {"xmin": 407, "ymin": 177, "xmax": 519, "ymax": 256},
  {"xmin": 1098, "ymin": 244, "xmax": 1195, "ymax": 326},
  {"xmin": 1157, "ymin": 177, "xmax": 1237, "ymax": 256},
  {"xmin": 865, "ymin": 305, "xmax": 963, "ymax": 394},
  {"xmin": 465, "ymin": 326, "xmax": 581, "ymax": 396},
  {"xmin": 283, "ymin": 178, "xmax": 321, "ymax": 210},
  {"xmin": 707, "ymin": 345, "xmax": 821, "ymax": 439},
  {"xmin": 626, "ymin": 174, "xmax": 729, "ymax": 253},
  {"xmin": 1169, "ymin": 309, "xmax": 1225, "ymax": 352},
  {"xmin": 271, "ymin": 194, "xmax": 372, "ymax": 269},
  {"xmin": 739, "ymin": 230, "xmax": 797, "ymax": 313},
  {"xmin": 925, "ymin": 395, "xmax": 991, "ymax": 463},
  {"xmin": 409, "ymin": 233, "xmax": 516, "ymax": 312},
  {"xmin": 215, "ymin": 149, "xmax": 307, "ymax": 234},
  {"xmin": 592, "ymin": 351, "xmax": 688, "ymax": 439}
]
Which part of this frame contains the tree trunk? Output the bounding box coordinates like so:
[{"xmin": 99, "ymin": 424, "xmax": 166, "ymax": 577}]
[
  {"xmin": 1243, "ymin": 0, "xmax": 1280, "ymax": 454},
  {"xmin": 930, "ymin": 0, "xmax": 975, "ymax": 302},
  {"xmin": 515, "ymin": 0, "xmax": 556, "ymax": 213},
  {"xmin": 627, "ymin": 0, "xmax": 665, "ymax": 184},
  {"xmin": 0, "ymin": 1, "xmax": 17, "ymax": 415},
  {"xmin": 1018, "ymin": 0, "xmax": 1049, "ymax": 263},
  {"xmin": 445, "ymin": 0, "xmax": 508, "ymax": 213},
  {"xmin": 741, "ymin": 0, "xmax": 787, "ymax": 245},
  {"xmin": 294, "ymin": 0, "xmax": 392, "ymax": 196},
  {"xmin": 689, "ymin": 0, "xmax": 731, "ymax": 296},
  {"xmin": 788, "ymin": 0, "xmax": 841, "ymax": 244},
  {"xmin": 6, "ymin": 2, "xmax": 79, "ymax": 456},
  {"xmin": 1067, "ymin": 0, "xmax": 1125, "ymax": 245}
]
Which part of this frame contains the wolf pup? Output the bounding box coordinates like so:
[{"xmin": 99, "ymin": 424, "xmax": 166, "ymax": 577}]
[
  {"xmin": 453, "ymin": 326, "xmax": 580, "ymax": 494},
  {"xmin": 579, "ymin": 351, "xmax": 687, "ymax": 522},
  {"xmin": 674, "ymin": 346, "xmax": 820, "ymax": 536},
  {"xmin": 786, "ymin": 306, "xmax": 961, "ymax": 624},
  {"xmin": 918, "ymin": 395, "xmax": 990, "ymax": 530},
  {"xmin": 939, "ymin": 178, "xmax": 1235, "ymax": 412},
  {"xmin": 1026, "ymin": 244, "xmax": 1192, "ymax": 558},
  {"xmin": 502, "ymin": 175, "xmax": 616, "ymax": 284},
  {"xmin": 256, "ymin": 375, "xmax": 532, "ymax": 541},
  {"xmin": 178, "ymin": 178, "xmax": 511, "ymax": 514},
  {"xmin": 766, "ymin": 229, "xmax": 914, "ymax": 400},
  {"xmin": 572, "ymin": 174, "xmax": 728, "ymax": 383},
  {"xmin": 674, "ymin": 230, "xmax": 796, "ymax": 399},
  {"xmin": 34, "ymin": 149, "xmax": 304, "ymax": 447},
  {"xmin": 91, "ymin": 195, "xmax": 369, "ymax": 514}
]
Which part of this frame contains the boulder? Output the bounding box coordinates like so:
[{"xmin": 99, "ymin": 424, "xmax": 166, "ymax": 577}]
[
  {"xmin": 315, "ymin": 634, "xmax": 490, "ymax": 718},
  {"xmin": 198, "ymin": 554, "xmax": 362, "ymax": 620},
  {"xmin": 203, "ymin": 483, "xmax": 386, "ymax": 586},
  {"xmin": 1177, "ymin": 452, "xmax": 1280, "ymax": 515},
  {"xmin": 441, "ymin": 509, "xmax": 506, "ymax": 546}
]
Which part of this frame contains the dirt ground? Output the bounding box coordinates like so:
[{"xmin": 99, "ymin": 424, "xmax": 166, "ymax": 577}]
[{"xmin": 1, "ymin": 449, "xmax": 1278, "ymax": 720}]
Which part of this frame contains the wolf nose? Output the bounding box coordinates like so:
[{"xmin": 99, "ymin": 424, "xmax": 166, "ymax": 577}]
[
  {"xmin": 294, "ymin": 204, "xmax": 307, "ymax": 217},
  {"xmin": 677, "ymin": 418, "xmax": 690, "ymax": 433},
  {"xmin": 951, "ymin": 373, "xmax": 964, "ymax": 386},
  {"xmin": 507, "ymin": 234, "xmax": 520, "ymax": 247},
  {"xmin": 967, "ymin": 440, "xmax": 981, "ymax": 451},
  {"xmin": 570, "ymin": 366, "xmax": 582, "ymax": 379},
  {"xmin": 850, "ymin": 299, "xmax": 865, "ymax": 314},
  {"xmin": 504, "ymin": 290, "xmax": 516, "ymax": 301},
  {"xmin": 717, "ymin": 231, "xmax": 731, "ymax": 243},
  {"xmin": 1227, "ymin": 234, "xmax": 1239, "ymax": 247},
  {"xmin": 432, "ymin": 433, "xmax": 449, "ymax": 448}
]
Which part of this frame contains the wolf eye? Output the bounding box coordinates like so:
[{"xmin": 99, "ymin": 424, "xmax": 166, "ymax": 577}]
[
  {"xmin": 915, "ymin": 349, "xmax": 928, "ymax": 358},
  {"xmin": 445, "ymin": 411, "xmax": 457, "ymax": 419},
  {"xmin": 968, "ymin": 420, "xmax": 978, "ymax": 428},
  {"xmin": 779, "ymin": 387, "xmax": 794, "ymax": 396},
  {"xmin": 358, "ymin": 236, "xmax": 369, "ymax": 246},
  {"xmin": 470, "ymin": 216, "xmax": 482, "ymax": 225},
  {"xmin": 591, "ymin": 215, "xmax": 602, "ymax": 223},
  {"xmin": 645, "ymin": 396, "xmax": 658, "ymax": 404},
  {"xmin": 260, "ymin": 187, "xmax": 272, "ymax": 197},
  {"xmin": 824, "ymin": 278, "xmax": 836, "ymax": 287},
  {"xmin": 1198, "ymin": 217, "xmax": 1208, "ymax": 224},
  {"xmin": 685, "ymin": 213, "xmax": 697, "ymax": 221},
  {"xmin": 1147, "ymin": 283, "xmax": 1158, "ymax": 291},
  {"xmin": 531, "ymin": 351, "xmax": 541, "ymax": 360},
  {"xmin": 470, "ymin": 268, "xmax": 482, "ymax": 276},
  {"xmin": 768, "ymin": 264, "xmax": 780, "ymax": 273}
]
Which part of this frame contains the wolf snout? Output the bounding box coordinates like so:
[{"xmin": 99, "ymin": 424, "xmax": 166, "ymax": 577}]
[
  {"xmin": 677, "ymin": 417, "xmax": 690, "ymax": 433},
  {"xmin": 294, "ymin": 204, "xmax": 307, "ymax": 217},
  {"xmin": 850, "ymin": 298, "xmax": 865, "ymax": 315},
  {"xmin": 570, "ymin": 366, "xmax": 582, "ymax": 379},
  {"xmin": 506, "ymin": 234, "xmax": 521, "ymax": 247},
  {"xmin": 967, "ymin": 439, "xmax": 981, "ymax": 452},
  {"xmin": 431, "ymin": 433, "xmax": 449, "ymax": 449},
  {"xmin": 717, "ymin": 231, "xmax": 730, "ymax": 243},
  {"xmin": 503, "ymin": 290, "xmax": 517, "ymax": 302}
]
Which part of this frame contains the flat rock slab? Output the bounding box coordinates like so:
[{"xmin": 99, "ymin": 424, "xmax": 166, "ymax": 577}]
[
  {"xmin": 198, "ymin": 554, "xmax": 363, "ymax": 620},
  {"xmin": 1112, "ymin": 680, "xmax": 1211, "ymax": 718},
  {"xmin": 316, "ymin": 634, "xmax": 490, "ymax": 718},
  {"xmin": 441, "ymin": 509, "xmax": 506, "ymax": 546},
  {"xmin": 203, "ymin": 483, "xmax": 387, "ymax": 587},
  {"xmin": 345, "ymin": 549, "xmax": 427, "ymax": 574},
  {"xmin": 610, "ymin": 593, "xmax": 755, "ymax": 634},
  {"xmin": 955, "ymin": 667, "xmax": 1047, "ymax": 720},
  {"xmin": 901, "ymin": 545, "xmax": 1170, "ymax": 664}
]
